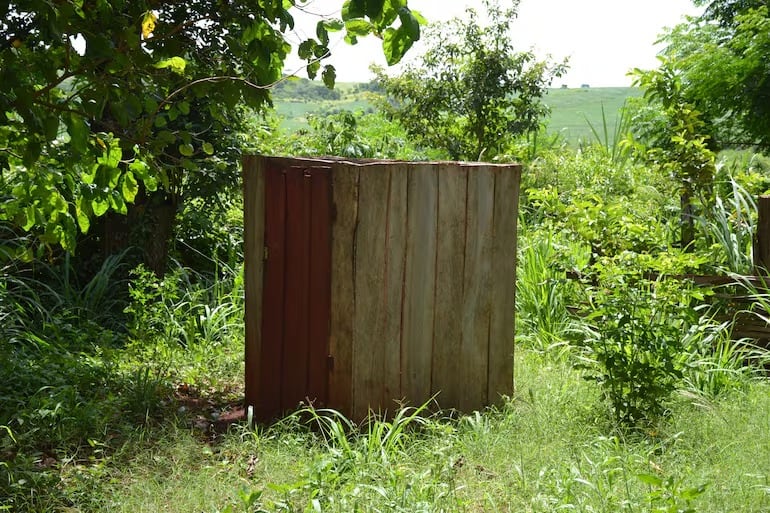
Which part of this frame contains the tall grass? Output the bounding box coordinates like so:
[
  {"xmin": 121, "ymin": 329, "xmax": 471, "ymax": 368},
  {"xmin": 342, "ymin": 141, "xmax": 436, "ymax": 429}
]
[
  {"xmin": 698, "ymin": 177, "xmax": 756, "ymax": 274},
  {"xmin": 516, "ymin": 231, "xmax": 580, "ymax": 354},
  {"xmin": 584, "ymin": 100, "xmax": 632, "ymax": 166}
]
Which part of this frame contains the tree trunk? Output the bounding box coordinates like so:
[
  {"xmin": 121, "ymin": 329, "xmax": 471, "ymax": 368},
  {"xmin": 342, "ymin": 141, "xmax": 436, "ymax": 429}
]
[
  {"xmin": 681, "ymin": 190, "xmax": 695, "ymax": 252},
  {"xmin": 102, "ymin": 189, "xmax": 177, "ymax": 277}
]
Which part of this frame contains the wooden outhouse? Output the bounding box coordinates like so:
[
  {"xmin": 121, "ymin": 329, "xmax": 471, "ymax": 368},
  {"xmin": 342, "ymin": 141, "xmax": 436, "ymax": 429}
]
[{"xmin": 243, "ymin": 155, "xmax": 521, "ymax": 422}]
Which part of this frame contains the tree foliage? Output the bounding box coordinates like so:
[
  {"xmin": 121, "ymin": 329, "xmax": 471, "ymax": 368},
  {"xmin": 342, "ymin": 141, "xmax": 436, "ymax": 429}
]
[
  {"xmin": 0, "ymin": 0, "xmax": 421, "ymax": 257},
  {"xmin": 629, "ymin": 61, "xmax": 716, "ymax": 250},
  {"xmin": 657, "ymin": 3, "xmax": 770, "ymax": 149},
  {"xmin": 373, "ymin": 0, "xmax": 566, "ymax": 161}
]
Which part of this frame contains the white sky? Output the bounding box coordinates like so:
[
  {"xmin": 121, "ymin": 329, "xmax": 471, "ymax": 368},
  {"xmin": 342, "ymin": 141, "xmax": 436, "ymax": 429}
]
[{"xmin": 285, "ymin": 0, "xmax": 704, "ymax": 87}]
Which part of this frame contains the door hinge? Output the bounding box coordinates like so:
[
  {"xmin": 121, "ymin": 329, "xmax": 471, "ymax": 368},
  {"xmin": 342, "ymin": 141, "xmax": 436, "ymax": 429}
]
[
  {"xmin": 327, "ymin": 355, "xmax": 335, "ymax": 371},
  {"xmin": 263, "ymin": 246, "xmax": 269, "ymax": 261}
]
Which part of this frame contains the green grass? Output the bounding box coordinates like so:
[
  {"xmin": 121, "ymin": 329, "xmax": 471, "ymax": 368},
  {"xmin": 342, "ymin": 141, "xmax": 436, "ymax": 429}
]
[
  {"xmin": 34, "ymin": 348, "xmax": 770, "ymax": 512},
  {"xmin": 544, "ymin": 86, "xmax": 642, "ymax": 145}
]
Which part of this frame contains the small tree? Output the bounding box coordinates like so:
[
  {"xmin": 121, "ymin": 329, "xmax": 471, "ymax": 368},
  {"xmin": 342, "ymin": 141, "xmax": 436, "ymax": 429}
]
[
  {"xmin": 374, "ymin": 0, "xmax": 566, "ymax": 161},
  {"xmin": 629, "ymin": 61, "xmax": 716, "ymax": 250}
]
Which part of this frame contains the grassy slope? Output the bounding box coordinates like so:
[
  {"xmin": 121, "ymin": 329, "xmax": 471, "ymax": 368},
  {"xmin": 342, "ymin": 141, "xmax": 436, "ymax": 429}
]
[
  {"xmin": 273, "ymin": 84, "xmax": 642, "ymax": 144},
  {"xmin": 544, "ymin": 86, "xmax": 643, "ymax": 144},
  {"xmin": 54, "ymin": 348, "xmax": 770, "ymax": 513}
]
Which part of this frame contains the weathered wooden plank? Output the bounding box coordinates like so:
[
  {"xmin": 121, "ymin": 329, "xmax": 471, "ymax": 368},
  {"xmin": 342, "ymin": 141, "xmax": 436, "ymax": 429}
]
[
  {"xmin": 459, "ymin": 165, "xmax": 495, "ymax": 411},
  {"xmin": 307, "ymin": 169, "xmax": 332, "ymax": 407},
  {"xmin": 328, "ymin": 164, "xmax": 360, "ymax": 418},
  {"xmin": 281, "ymin": 167, "xmax": 312, "ymax": 411},
  {"xmin": 243, "ymin": 155, "xmax": 265, "ymax": 414},
  {"xmin": 401, "ymin": 164, "xmax": 438, "ymax": 406},
  {"xmin": 431, "ymin": 164, "xmax": 468, "ymax": 410},
  {"xmin": 383, "ymin": 164, "xmax": 408, "ymax": 411},
  {"xmin": 352, "ymin": 164, "xmax": 391, "ymax": 420},
  {"xmin": 488, "ymin": 165, "xmax": 520, "ymax": 402},
  {"xmin": 258, "ymin": 162, "xmax": 287, "ymax": 420}
]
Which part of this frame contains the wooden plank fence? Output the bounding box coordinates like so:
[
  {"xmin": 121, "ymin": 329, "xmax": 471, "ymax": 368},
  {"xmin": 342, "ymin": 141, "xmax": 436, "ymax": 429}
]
[{"xmin": 243, "ymin": 156, "xmax": 522, "ymax": 422}]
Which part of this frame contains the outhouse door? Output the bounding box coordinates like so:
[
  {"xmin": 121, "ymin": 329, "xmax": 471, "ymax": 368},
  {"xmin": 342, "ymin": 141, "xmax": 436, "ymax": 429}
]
[{"xmin": 258, "ymin": 162, "xmax": 333, "ymax": 419}]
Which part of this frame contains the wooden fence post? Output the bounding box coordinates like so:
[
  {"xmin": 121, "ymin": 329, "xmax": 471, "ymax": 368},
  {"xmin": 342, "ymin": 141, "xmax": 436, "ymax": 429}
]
[{"xmin": 754, "ymin": 195, "xmax": 770, "ymax": 273}]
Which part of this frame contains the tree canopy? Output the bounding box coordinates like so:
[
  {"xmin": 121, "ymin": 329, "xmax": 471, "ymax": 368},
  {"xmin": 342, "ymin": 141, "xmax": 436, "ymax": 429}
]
[
  {"xmin": 0, "ymin": 0, "xmax": 421, "ymax": 257},
  {"xmin": 373, "ymin": 0, "xmax": 566, "ymax": 162},
  {"xmin": 655, "ymin": 2, "xmax": 770, "ymax": 150}
]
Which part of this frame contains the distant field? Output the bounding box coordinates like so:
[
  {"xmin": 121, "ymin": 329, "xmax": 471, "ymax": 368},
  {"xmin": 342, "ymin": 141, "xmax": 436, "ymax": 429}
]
[
  {"xmin": 544, "ymin": 87, "xmax": 642, "ymax": 144},
  {"xmin": 273, "ymin": 83, "xmax": 641, "ymax": 145}
]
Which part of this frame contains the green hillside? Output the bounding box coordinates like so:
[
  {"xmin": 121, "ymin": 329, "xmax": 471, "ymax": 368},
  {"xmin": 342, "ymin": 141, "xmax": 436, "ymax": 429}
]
[
  {"xmin": 272, "ymin": 81, "xmax": 641, "ymax": 145},
  {"xmin": 543, "ymin": 86, "xmax": 643, "ymax": 144}
]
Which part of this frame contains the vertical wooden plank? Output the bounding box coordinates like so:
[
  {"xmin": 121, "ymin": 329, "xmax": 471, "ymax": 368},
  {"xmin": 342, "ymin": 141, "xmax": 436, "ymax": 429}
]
[
  {"xmin": 383, "ymin": 164, "xmax": 408, "ymax": 411},
  {"xmin": 488, "ymin": 165, "xmax": 521, "ymax": 402},
  {"xmin": 401, "ymin": 164, "xmax": 438, "ymax": 406},
  {"xmin": 352, "ymin": 165, "xmax": 388, "ymax": 420},
  {"xmin": 307, "ymin": 169, "xmax": 332, "ymax": 407},
  {"xmin": 328, "ymin": 164, "xmax": 359, "ymax": 418},
  {"xmin": 243, "ymin": 155, "xmax": 265, "ymax": 414},
  {"xmin": 754, "ymin": 195, "xmax": 770, "ymax": 273},
  {"xmin": 353, "ymin": 164, "xmax": 409, "ymax": 419},
  {"xmin": 258, "ymin": 161, "xmax": 287, "ymax": 420},
  {"xmin": 459, "ymin": 166, "xmax": 495, "ymax": 411},
  {"xmin": 281, "ymin": 167, "xmax": 311, "ymax": 411},
  {"xmin": 431, "ymin": 164, "xmax": 468, "ymax": 410}
]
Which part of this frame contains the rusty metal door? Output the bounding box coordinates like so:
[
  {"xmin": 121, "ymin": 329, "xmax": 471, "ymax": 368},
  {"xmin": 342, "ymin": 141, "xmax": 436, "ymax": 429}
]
[{"xmin": 259, "ymin": 162, "xmax": 332, "ymax": 419}]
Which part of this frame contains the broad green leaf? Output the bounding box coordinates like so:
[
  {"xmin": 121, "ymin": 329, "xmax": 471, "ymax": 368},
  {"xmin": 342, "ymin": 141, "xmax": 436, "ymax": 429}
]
[
  {"xmin": 22, "ymin": 205, "xmax": 36, "ymax": 231},
  {"xmin": 178, "ymin": 101, "xmax": 190, "ymax": 115},
  {"xmin": 342, "ymin": 0, "xmax": 365, "ymax": 20},
  {"xmin": 75, "ymin": 196, "xmax": 91, "ymax": 233},
  {"xmin": 637, "ymin": 473, "xmax": 663, "ymax": 487},
  {"xmin": 322, "ymin": 65, "xmax": 337, "ymax": 89},
  {"xmin": 179, "ymin": 143, "xmax": 195, "ymax": 157},
  {"xmin": 66, "ymin": 114, "xmax": 89, "ymax": 151},
  {"xmin": 382, "ymin": 26, "xmax": 414, "ymax": 65},
  {"xmin": 397, "ymin": 7, "xmax": 421, "ymax": 41},
  {"xmin": 307, "ymin": 60, "xmax": 321, "ymax": 79},
  {"xmin": 129, "ymin": 158, "xmax": 150, "ymax": 179},
  {"xmin": 44, "ymin": 115, "xmax": 60, "ymax": 141},
  {"xmin": 154, "ymin": 57, "xmax": 187, "ymax": 74},
  {"xmin": 92, "ymin": 196, "xmax": 109, "ymax": 217},
  {"xmin": 298, "ymin": 40, "xmax": 315, "ymax": 60},
  {"xmin": 345, "ymin": 19, "xmax": 374, "ymax": 37},
  {"xmin": 109, "ymin": 190, "xmax": 127, "ymax": 215},
  {"xmin": 121, "ymin": 171, "xmax": 138, "ymax": 202},
  {"xmin": 202, "ymin": 142, "xmax": 214, "ymax": 155},
  {"xmin": 144, "ymin": 173, "xmax": 158, "ymax": 192}
]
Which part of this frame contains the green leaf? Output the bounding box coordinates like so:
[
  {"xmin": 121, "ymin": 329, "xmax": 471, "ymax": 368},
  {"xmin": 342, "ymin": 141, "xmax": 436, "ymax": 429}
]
[
  {"xmin": 202, "ymin": 142, "xmax": 214, "ymax": 155},
  {"xmin": 66, "ymin": 114, "xmax": 89, "ymax": 151},
  {"xmin": 637, "ymin": 473, "xmax": 663, "ymax": 487},
  {"xmin": 342, "ymin": 0, "xmax": 365, "ymax": 20},
  {"xmin": 382, "ymin": 26, "xmax": 414, "ymax": 65},
  {"xmin": 178, "ymin": 101, "xmax": 190, "ymax": 115},
  {"xmin": 153, "ymin": 57, "xmax": 187, "ymax": 74},
  {"xmin": 179, "ymin": 143, "xmax": 195, "ymax": 157},
  {"xmin": 144, "ymin": 173, "xmax": 158, "ymax": 192},
  {"xmin": 397, "ymin": 7, "xmax": 421, "ymax": 41},
  {"xmin": 110, "ymin": 190, "xmax": 127, "ymax": 215},
  {"xmin": 92, "ymin": 196, "xmax": 109, "ymax": 217},
  {"xmin": 44, "ymin": 115, "xmax": 60, "ymax": 141},
  {"xmin": 345, "ymin": 19, "xmax": 375, "ymax": 37},
  {"xmin": 298, "ymin": 39, "xmax": 316, "ymax": 60},
  {"xmin": 322, "ymin": 65, "xmax": 337, "ymax": 89},
  {"xmin": 121, "ymin": 171, "xmax": 139, "ymax": 202},
  {"xmin": 307, "ymin": 60, "xmax": 321, "ymax": 80},
  {"xmin": 75, "ymin": 196, "xmax": 91, "ymax": 233},
  {"xmin": 22, "ymin": 205, "xmax": 36, "ymax": 231}
]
